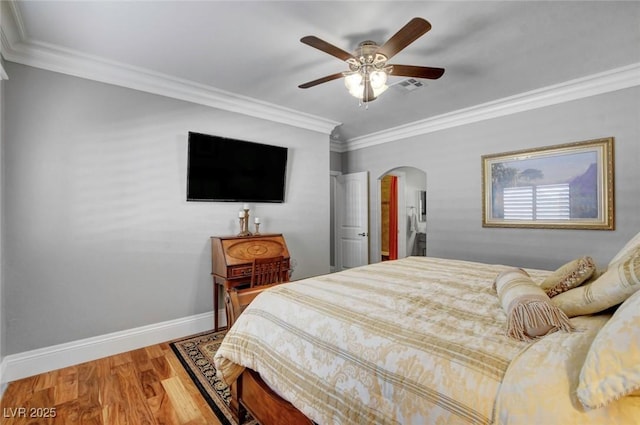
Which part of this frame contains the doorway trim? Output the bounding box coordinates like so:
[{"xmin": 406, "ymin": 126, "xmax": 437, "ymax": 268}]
[{"xmin": 378, "ymin": 170, "xmax": 407, "ymax": 261}]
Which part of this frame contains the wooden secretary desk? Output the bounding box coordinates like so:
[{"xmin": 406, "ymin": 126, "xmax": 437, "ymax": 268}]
[{"xmin": 210, "ymin": 234, "xmax": 290, "ymax": 331}]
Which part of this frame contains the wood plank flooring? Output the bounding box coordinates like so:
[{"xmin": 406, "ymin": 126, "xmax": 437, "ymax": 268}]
[{"xmin": 0, "ymin": 341, "xmax": 222, "ymax": 425}]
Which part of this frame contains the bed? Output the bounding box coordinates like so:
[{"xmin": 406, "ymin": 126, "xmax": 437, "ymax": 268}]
[{"xmin": 214, "ymin": 246, "xmax": 640, "ymax": 424}]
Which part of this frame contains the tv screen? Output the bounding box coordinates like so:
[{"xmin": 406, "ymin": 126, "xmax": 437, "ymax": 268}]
[{"xmin": 187, "ymin": 132, "xmax": 288, "ymax": 202}]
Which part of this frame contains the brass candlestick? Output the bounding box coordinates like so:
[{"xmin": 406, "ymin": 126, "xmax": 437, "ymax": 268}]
[
  {"xmin": 237, "ymin": 217, "xmax": 245, "ymax": 236},
  {"xmin": 238, "ymin": 208, "xmax": 252, "ymax": 236}
]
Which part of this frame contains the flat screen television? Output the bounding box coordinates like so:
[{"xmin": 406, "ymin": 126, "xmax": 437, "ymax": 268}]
[{"xmin": 187, "ymin": 132, "xmax": 288, "ymax": 202}]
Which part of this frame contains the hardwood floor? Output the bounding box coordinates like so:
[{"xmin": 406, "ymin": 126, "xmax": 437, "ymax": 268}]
[{"xmin": 0, "ymin": 341, "xmax": 222, "ymax": 425}]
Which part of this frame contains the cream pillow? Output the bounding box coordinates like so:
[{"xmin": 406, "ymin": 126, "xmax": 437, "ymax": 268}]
[
  {"xmin": 552, "ymin": 246, "xmax": 640, "ymax": 317},
  {"xmin": 495, "ymin": 268, "xmax": 574, "ymax": 341},
  {"xmin": 540, "ymin": 256, "xmax": 596, "ymax": 297},
  {"xmin": 609, "ymin": 230, "xmax": 640, "ymax": 266},
  {"xmin": 577, "ymin": 289, "xmax": 640, "ymax": 409}
]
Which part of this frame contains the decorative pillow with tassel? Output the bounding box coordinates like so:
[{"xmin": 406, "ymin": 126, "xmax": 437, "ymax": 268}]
[
  {"xmin": 495, "ymin": 268, "xmax": 575, "ymax": 341},
  {"xmin": 552, "ymin": 245, "xmax": 640, "ymax": 317},
  {"xmin": 540, "ymin": 256, "xmax": 596, "ymax": 297}
]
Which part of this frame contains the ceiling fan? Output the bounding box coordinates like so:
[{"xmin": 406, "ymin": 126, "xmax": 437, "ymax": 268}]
[{"xmin": 298, "ymin": 17, "xmax": 445, "ymax": 103}]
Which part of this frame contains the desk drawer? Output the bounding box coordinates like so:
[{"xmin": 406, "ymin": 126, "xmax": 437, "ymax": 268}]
[
  {"xmin": 229, "ymin": 265, "xmax": 253, "ymax": 278},
  {"xmin": 228, "ymin": 259, "xmax": 290, "ymax": 280}
]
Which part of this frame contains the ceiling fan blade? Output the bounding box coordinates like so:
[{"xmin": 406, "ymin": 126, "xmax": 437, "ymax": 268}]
[
  {"xmin": 378, "ymin": 18, "xmax": 432, "ymax": 60},
  {"xmin": 300, "ymin": 36, "xmax": 355, "ymax": 62},
  {"xmin": 298, "ymin": 72, "xmax": 345, "ymax": 89},
  {"xmin": 389, "ymin": 65, "xmax": 445, "ymax": 79}
]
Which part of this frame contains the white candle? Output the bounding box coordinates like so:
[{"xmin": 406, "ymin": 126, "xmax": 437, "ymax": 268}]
[
  {"xmin": 254, "ymin": 217, "xmax": 260, "ymax": 224},
  {"xmin": 238, "ymin": 211, "xmax": 244, "ymax": 218},
  {"xmin": 243, "ymin": 203, "xmax": 250, "ymax": 210}
]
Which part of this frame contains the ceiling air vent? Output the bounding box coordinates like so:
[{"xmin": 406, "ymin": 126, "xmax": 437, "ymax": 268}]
[{"xmin": 392, "ymin": 78, "xmax": 425, "ymax": 93}]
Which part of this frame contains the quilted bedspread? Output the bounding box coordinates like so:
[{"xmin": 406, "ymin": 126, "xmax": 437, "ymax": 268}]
[{"xmin": 214, "ymin": 256, "xmax": 639, "ymax": 424}]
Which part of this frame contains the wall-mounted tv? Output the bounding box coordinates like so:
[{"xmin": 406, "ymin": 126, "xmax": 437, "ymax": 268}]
[{"xmin": 187, "ymin": 132, "xmax": 288, "ymax": 203}]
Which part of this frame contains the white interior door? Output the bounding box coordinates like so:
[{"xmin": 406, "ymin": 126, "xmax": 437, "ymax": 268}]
[{"xmin": 335, "ymin": 171, "xmax": 369, "ymax": 270}]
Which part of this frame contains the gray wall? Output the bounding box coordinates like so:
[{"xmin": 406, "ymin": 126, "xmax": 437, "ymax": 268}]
[
  {"xmin": 344, "ymin": 87, "xmax": 640, "ymax": 270},
  {"xmin": 1, "ymin": 67, "xmax": 5, "ymax": 364},
  {"xmin": 330, "ymin": 150, "xmax": 343, "ymax": 173},
  {"xmin": 3, "ymin": 62, "xmax": 331, "ymax": 354}
]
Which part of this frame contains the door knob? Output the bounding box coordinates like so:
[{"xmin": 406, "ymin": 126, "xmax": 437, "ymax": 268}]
[{"xmin": 358, "ymin": 232, "xmax": 368, "ymax": 236}]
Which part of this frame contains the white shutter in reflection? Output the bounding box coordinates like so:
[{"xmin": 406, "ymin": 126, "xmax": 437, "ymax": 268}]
[
  {"xmin": 503, "ymin": 183, "xmax": 570, "ymax": 221},
  {"xmin": 503, "ymin": 186, "xmax": 533, "ymax": 220},
  {"xmin": 535, "ymin": 184, "xmax": 570, "ymax": 220}
]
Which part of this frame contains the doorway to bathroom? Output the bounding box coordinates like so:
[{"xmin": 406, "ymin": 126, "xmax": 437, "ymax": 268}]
[{"xmin": 379, "ymin": 167, "xmax": 427, "ymax": 261}]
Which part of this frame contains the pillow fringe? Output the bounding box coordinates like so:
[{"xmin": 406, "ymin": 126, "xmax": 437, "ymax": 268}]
[
  {"xmin": 508, "ymin": 301, "xmax": 575, "ymax": 341},
  {"xmin": 577, "ymin": 382, "xmax": 640, "ymax": 410}
]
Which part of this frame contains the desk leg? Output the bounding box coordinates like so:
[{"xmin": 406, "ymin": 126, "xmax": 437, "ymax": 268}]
[{"xmin": 213, "ymin": 277, "xmax": 219, "ymax": 332}]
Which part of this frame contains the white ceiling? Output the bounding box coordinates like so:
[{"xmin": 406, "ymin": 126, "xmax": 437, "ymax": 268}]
[{"xmin": 2, "ymin": 1, "xmax": 640, "ymax": 146}]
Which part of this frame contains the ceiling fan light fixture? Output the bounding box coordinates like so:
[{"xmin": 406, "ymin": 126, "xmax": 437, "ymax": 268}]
[
  {"xmin": 348, "ymin": 85, "xmax": 364, "ymax": 98},
  {"xmin": 344, "ymin": 69, "xmax": 389, "ymax": 100},
  {"xmin": 369, "ymin": 69, "xmax": 388, "ymax": 90},
  {"xmin": 344, "ymin": 72, "xmax": 363, "ymax": 92},
  {"xmin": 373, "ymin": 83, "xmax": 389, "ymax": 97}
]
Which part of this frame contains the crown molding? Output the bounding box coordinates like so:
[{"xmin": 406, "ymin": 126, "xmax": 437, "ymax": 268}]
[
  {"xmin": 2, "ymin": 40, "xmax": 340, "ymax": 134},
  {"xmin": 330, "ymin": 138, "xmax": 346, "ymax": 152},
  {"xmin": 341, "ymin": 62, "xmax": 640, "ymax": 152},
  {"xmin": 0, "ymin": 1, "xmax": 17, "ymax": 80},
  {"xmin": 2, "ymin": 1, "xmax": 637, "ymax": 147},
  {"xmin": 0, "ymin": 2, "xmax": 339, "ymax": 135},
  {"xmin": 1, "ymin": 1, "xmax": 25, "ymax": 45}
]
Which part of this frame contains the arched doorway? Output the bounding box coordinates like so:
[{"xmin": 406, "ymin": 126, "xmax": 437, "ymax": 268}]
[{"xmin": 379, "ymin": 167, "xmax": 427, "ymax": 261}]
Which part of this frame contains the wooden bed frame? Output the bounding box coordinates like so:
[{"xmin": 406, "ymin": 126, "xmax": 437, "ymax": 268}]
[{"xmin": 230, "ymin": 368, "xmax": 313, "ymax": 425}]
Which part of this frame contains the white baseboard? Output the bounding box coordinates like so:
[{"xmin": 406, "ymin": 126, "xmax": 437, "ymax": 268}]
[
  {"xmin": 0, "ymin": 358, "xmax": 7, "ymax": 399},
  {"xmin": 1, "ymin": 309, "xmax": 226, "ymax": 384}
]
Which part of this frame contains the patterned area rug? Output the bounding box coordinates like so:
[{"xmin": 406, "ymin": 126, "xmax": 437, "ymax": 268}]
[{"xmin": 170, "ymin": 330, "xmax": 257, "ymax": 425}]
